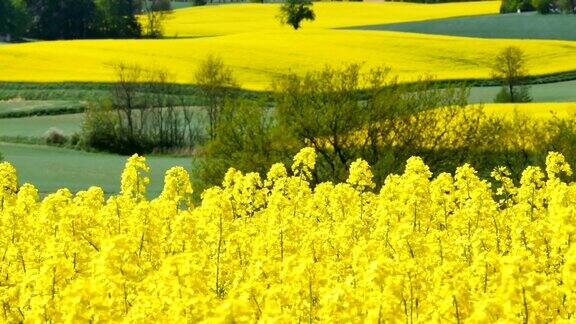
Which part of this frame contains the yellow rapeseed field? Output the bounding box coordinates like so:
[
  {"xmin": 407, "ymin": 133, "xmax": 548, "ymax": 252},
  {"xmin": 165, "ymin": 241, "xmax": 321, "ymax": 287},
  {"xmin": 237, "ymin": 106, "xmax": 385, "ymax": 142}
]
[
  {"xmin": 2, "ymin": 148, "xmax": 576, "ymax": 322},
  {"xmin": 1, "ymin": 1, "xmax": 576, "ymax": 89},
  {"xmin": 164, "ymin": 1, "xmax": 500, "ymax": 36},
  {"xmin": 483, "ymin": 102, "xmax": 576, "ymax": 120}
]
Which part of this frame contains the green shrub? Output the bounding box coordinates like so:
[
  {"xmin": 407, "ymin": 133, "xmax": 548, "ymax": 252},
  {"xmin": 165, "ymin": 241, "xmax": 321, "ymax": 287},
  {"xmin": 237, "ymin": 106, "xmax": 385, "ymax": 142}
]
[
  {"xmin": 69, "ymin": 132, "xmax": 81, "ymax": 147},
  {"xmin": 81, "ymin": 101, "xmax": 123, "ymax": 152},
  {"xmin": 42, "ymin": 127, "xmax": 68, "ymax": 145},
  {"xmin": 196, "ymin": 98, "xmax": 285, "ymax": 188}
]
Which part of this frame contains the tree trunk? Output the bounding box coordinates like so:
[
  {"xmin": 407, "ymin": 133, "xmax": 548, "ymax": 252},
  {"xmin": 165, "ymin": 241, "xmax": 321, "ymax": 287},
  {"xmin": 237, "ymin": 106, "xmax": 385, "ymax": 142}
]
[{"xmin": 509, "ymin": 83, "xmax": 515, "ymax": 103}]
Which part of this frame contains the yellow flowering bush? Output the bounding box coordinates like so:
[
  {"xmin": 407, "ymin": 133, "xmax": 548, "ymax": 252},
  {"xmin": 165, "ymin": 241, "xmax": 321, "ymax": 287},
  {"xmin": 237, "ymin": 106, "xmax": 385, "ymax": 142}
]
[{"xmin": 1, "ymin": 148, "xmax": 576, "ymax": 322}]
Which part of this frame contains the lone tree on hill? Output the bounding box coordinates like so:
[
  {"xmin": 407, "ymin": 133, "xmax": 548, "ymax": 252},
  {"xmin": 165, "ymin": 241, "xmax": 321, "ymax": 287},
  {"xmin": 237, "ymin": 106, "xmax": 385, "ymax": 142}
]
[
  {"xmin": 491, "ymin": 46, "xmax": 532, "ymax": 103},
  {"xmin": 278, "ymin": 0, "xmax": 315, "ymax": 30}
]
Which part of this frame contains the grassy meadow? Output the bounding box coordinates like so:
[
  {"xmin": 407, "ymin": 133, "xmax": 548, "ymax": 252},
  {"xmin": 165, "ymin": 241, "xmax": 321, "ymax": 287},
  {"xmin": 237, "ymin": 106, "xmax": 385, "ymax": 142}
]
[
  {"xmin": 351, "ymin": 12, "xmax": 576, "ymax": 41},
  {"xmin": 0, "ymin": 99, "xmax": 85, "ymax": 118},
  {"xmin": 0, "ymin": 113, "xmax": 82, "ymax": 137},
  {"xmin": 468, "ymin": 80, "xmax": 576, "ymax": 103},
  {"xmin": 0, "ymin": 142, "xmax": 194, "ymax": 196}
]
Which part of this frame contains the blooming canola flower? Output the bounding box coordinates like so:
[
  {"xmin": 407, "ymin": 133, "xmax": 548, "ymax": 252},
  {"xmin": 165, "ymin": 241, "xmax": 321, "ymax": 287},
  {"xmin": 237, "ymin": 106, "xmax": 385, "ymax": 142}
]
[{"xmin": 0, "ymin": 148, "xmax": 575, "ymax": 322}]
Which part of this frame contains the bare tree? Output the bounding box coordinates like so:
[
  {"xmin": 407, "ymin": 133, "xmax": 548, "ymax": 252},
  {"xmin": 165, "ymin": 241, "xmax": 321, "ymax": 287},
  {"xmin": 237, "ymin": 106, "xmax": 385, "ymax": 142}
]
[
  {"xmin": 141, "ymin": 0, "xmax": 173, "ymax": 38},
  {"xmin": 113, "ymin": 62, "xmax": 143, "ymax": 140},
  {"xmin": 194, "ymin": 55, "xmax": 237, "ymax": 140},
  {"xmin": 83, "ymin": 63, "xmax": 205, "ymax": 154}
]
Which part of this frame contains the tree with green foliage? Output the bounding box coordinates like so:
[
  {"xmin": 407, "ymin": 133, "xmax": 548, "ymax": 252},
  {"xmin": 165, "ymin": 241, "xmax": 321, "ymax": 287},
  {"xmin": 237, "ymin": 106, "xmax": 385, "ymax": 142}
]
[
  {"xmin": 197, "ymin": 98, "xmax": 281, "ymax": 186},
  {"xmin": 533, "ymin": 0, "xmax": 553, "ymax": 13},
  {"xmin": 492, "ymin": 46, "xmax": 532, "ymax": 103},
  {"xmin": 0, "ymin": 0, "xmax": 29, "ymax": 40},
  {"xmin": 500, "ymin": 0, "xmax": 535, "ymax": 12},
  {"xmin": 501, "ymin": 0, "xmax": 575, "ymax": 13},
  {"xmin": 95, "ymin": 0, "xmax": 141, "ymax": 38},
  {"xmin": 278, "ymin": 0, "xmax": 315, "ymax": 30},
  {"xmin": 28, "ymin": 0, "xmax": 99, "ymax": 39},
  {"xmin": 557, "ymin": 0, "xmax": 575, "ymax": 12},
  {"xmin": 273, "ymin": 66, "xmax": 476, "ymax": 184},
  {"xmin": 24, "ymin": 0, "xmax": 142, "ymax": 39}
]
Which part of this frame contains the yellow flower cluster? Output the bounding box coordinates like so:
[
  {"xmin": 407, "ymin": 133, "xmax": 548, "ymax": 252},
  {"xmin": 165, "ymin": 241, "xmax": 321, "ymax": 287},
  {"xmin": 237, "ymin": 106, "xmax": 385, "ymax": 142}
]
[{"xmin": 1, "ymin": 148, "xmax": 576, "ymax": 322}]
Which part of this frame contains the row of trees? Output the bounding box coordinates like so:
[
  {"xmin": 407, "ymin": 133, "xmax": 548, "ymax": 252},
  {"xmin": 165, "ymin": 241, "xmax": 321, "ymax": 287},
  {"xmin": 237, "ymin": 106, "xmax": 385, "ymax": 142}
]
[
  {"xmin": 198, "ymin": 65, "xmax": 480, "ymax": 186},
  {"xmin": 0, "ymin": 0, "xmax": 27, "ymax": 41},
  {"xmin": 0, "ymin": 0, "xmax": 172, "ymax": 40},
  {"xmin": 82, "ymin": 63, "xmax": 205, "ymax": 154},
  {"xmin": 1, "ymin": 0, "xmax": 316, "ymax": 40},
  {"xmin": 501, "ymin": 0, "xmax": 575, "ymax": 13},
  {"xmin": 78, "ymin": 47, "xmax": 544, "ymax": 188},
  {"xmin": 81, "ymin": 56, "xmax": 249, "ymax": 154},
  {"xmin": 81, "ymin": 60, "xmax": 482, "ymax": 186},
  {"xmin": 196, "ymin": 61, "xmax": 576, "ymax": 191}
]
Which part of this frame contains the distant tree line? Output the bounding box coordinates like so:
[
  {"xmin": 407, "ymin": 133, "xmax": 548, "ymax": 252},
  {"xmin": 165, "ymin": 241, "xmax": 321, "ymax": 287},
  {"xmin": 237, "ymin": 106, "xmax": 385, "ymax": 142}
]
[
  {"xmin": 501, "ymin": 0, "xmax": 575, "ymax": 13},
  {"xmin": 371, "ymin": 0, "xmax": 574, "ymax": 7},
  {"xmin": 378, "ymin": 0, "xmax": 494, "ymax": 3},
  {"xmin": 0, "ymin": 0, "xmax": 28, "ymax": 41},
  {"xmin": 0, "ymin": 0, "xmax": 172, "ymax": 41}
]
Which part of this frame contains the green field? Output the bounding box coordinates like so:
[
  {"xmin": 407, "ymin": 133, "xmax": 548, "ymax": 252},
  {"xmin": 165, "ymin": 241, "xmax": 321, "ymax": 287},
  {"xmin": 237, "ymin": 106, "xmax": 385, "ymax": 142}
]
[
  {"xmin": 0, "ymin": 83, "xmax": 112, "ymax": 101},
  {"xmin": 0, "ymin": 77, "xmax": 574, "ymax": 112},
  {"xmin": 349, "ymin": 12, "xmax": 576, "ymax": 41},
  {"xmin": 170, "ymin": 1, "xmax": 195, "ymax": 9},
  {"xmin": 0, "ymin": 114, "xmax": 83, "ymax": 138},
  {"xmin": 469, "ymin": 80, "xmax": 576, "ymax": 103},
  {"xmin": 0, "ymin": 142, "xmax": 194, "ymax": 196},
  {"xmin": 0, "ymin": 99, "xmax": 85, "ymax": 117}
]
